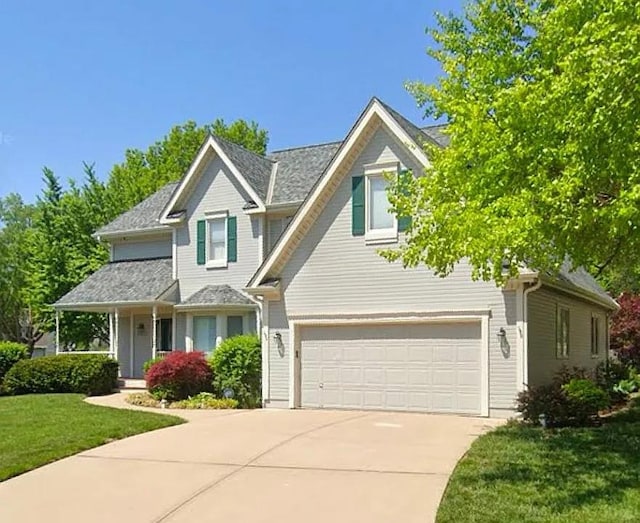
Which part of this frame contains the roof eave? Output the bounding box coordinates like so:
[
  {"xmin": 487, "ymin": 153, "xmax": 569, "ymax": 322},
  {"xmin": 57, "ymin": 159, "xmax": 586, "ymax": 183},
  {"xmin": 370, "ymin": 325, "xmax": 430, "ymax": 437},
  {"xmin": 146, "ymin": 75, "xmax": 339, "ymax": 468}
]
[
  {"xmin": 93, "ymin": 226, "xmax": 172, "ymax": 240},
  {"xmin": 538, "ymin": 274, "xmax": 619, "ymax": 311}
]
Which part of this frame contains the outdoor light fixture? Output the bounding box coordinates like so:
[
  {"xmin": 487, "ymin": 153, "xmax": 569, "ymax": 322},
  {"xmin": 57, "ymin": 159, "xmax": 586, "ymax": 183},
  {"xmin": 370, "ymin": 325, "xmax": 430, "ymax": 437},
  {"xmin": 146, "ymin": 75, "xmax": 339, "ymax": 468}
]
[
  {"xmin": 497, "ymin": 327, "xmax": 506, "ymax": 339},
  {"xmin": 273, "ymin": 331, "xmax": 282, "ymax": 343},
  {"xmin": 136, "ymin": 323, "xmax": 146, "ymax": 336}
]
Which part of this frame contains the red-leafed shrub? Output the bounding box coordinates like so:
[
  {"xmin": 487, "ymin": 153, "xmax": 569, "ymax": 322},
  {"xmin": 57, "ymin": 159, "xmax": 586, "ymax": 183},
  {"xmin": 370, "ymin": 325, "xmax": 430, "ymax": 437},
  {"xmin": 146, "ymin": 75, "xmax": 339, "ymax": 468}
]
[
  {"xmin": 610, "ymin": 293, "xmax": 640, "ymax": 370},
  {"xmin": 145, "ymin": 351, "xmax": 213, "ymax": 400}
]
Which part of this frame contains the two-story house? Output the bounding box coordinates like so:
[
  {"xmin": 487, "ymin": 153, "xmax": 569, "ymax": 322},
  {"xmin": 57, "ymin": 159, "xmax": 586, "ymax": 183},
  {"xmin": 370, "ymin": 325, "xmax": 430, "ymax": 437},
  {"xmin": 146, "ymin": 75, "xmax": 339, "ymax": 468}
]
[{"xmin": 55, "ymin": 97, "xmax": 617, "ymax": 416}]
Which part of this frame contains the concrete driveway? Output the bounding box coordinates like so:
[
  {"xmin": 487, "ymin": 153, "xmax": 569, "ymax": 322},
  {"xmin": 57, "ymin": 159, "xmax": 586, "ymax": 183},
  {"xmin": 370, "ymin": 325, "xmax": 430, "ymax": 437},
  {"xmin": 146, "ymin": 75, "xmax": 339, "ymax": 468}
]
[{"xmin": 0, "ymin": 394, "xmax": 502, "ymax": 523}]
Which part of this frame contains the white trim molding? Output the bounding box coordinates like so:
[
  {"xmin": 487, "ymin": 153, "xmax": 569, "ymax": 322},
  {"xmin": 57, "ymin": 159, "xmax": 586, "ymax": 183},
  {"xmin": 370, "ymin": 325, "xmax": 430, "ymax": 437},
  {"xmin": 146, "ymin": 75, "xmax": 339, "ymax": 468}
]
[{"xmin": 288, "ymin": 311, "xmax": 491, "ymax": 417}]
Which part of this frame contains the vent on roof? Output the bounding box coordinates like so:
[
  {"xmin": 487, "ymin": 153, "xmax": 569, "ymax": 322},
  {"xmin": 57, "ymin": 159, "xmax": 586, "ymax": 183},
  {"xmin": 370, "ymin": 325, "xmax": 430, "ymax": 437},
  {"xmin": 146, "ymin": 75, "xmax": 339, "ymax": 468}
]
[{"xmin": 243, "ymin": 200, "xmax": 259, "ymax": 210}]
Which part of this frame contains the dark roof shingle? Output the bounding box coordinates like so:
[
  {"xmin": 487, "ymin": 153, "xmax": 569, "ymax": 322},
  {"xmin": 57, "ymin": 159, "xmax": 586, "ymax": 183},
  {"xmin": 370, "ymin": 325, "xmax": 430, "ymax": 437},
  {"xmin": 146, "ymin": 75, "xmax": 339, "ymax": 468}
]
[
  {"xmin": 55, "ymin": 258, "xmax": 175, "ymax": 306},
  {"xmin": 96, "ymin": 182, "xmax": 178, "ymax": 236},
  {"xmin": 267, "ymin": 142, "xmax": 341, "ymax": 204}
]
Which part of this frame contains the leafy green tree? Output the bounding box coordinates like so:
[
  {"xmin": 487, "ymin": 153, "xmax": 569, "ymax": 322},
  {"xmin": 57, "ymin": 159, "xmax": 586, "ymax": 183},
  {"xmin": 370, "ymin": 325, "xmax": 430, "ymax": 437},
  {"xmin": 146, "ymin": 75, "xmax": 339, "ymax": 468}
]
[
  {"xmin": 107, "ymin": 119, "xmax": 268, "ymax": 213},
  {"xmin": 0, "ymin": 194, "xmax": 36, "ymax": 344},
  {"xmin": 387, "ymin": 0, "xmax": 640, "ymax": 285}
]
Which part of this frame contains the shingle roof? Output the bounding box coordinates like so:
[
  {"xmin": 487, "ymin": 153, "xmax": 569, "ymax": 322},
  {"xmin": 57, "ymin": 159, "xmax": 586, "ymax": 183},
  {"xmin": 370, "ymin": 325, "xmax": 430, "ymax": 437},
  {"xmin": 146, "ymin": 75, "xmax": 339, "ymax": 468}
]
[
  {"xmin": 214, "ymin": 134, "xmax": 275, "ymax": 202},
  {"xmin": 421, "ymin": 124, "xmax": 450, "ymax": 147},
  {"xmin": 179, "ymin": 285, "xmax": 255, "ymax": 307},
  {"xmin": 553, "ymin": 263, "xmax": 617, "ymax": 309},
  {"xmin": 95, "ymin": 182, "xmax": 178, "ymax": 236},
  {"xmin": 55, "ymin": 258, "xmax": 175, "ymax": 307},
  {"xmin": 267, "ymin": 141, "xmax": 341, "ymax": 204}
]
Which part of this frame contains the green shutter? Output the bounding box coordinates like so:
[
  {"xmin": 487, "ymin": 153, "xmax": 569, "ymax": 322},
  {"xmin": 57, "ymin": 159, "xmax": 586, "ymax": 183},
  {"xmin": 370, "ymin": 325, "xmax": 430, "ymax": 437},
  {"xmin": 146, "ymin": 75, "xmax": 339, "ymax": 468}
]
[
  {"xmin": 352, "ymin": 176, "xmax": 365, "ymax": 236},
  {"xmin": 398, "ymin": 169, "xmax": 412, "ymax": 233},
  {"xmin": 196, "ymin": 220, "xmax": 206, "ymax": 265},
  {"xmin": 227, "ymin": 216, "xmax": 237, "ymax": 262}
]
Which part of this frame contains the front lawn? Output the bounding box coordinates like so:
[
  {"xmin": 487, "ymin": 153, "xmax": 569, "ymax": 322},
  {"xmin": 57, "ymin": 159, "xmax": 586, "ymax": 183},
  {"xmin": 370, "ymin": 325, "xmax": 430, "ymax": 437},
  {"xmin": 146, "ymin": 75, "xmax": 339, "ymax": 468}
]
[
  {"xmin": 437, "ymin": 400, "xmax": 640, "ymax": 522},
  {"xmin": 0, "ymin": 394, "xmax": 184, "ymax": 482}
]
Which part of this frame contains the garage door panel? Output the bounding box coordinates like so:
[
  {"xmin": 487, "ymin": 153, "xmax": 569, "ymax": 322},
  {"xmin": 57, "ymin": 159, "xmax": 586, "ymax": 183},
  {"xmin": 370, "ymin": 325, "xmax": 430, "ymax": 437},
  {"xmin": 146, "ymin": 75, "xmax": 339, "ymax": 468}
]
[{"xmin": 300, "ymin": 323, "xmax": 482, "ymax": 415}]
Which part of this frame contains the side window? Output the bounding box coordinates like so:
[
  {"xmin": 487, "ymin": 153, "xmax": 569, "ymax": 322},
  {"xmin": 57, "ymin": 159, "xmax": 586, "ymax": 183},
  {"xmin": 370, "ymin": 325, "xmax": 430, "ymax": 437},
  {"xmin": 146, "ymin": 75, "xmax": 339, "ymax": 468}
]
[
  {"xmin": 591, "ymin": 315, "xmax": 603, "ymax": 357},
  {"xmin": 227, "ymin": 315, "xmax": 244, "ymax": 338},
  {"xmin": 196, "ymin": 213, "xmax": 237, "ymax": 267},
  {"xmin": 556, "ymin": 306, "xmax": 570, "ymax": 359}
]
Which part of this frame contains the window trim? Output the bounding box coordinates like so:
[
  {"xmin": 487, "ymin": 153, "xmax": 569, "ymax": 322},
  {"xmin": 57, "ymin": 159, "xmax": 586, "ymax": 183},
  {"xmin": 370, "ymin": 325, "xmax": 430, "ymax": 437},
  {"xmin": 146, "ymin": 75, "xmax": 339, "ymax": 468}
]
[
  {"xmin": 205, "ymin": 211, "xmax": 228, "ymax": 269},
  {"xmin": 364, "ymin": 162, "xmax": 399, "ymax": 244},
  {"xmin": 591, "ymin": 313, "xmax": 603, "ymax": 358},
  {"xmin": 556, "ymin": 305, "xmax": 570, "ymax": 359}
]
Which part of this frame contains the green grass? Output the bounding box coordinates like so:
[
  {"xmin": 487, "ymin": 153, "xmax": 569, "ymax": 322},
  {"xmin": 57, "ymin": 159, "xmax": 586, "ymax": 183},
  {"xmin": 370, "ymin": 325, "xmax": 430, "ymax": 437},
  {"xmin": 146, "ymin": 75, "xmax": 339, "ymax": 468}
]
[
  {"xmin": 437, "ymin": 400, "xmax": 640, "ymax": 523},
  {"xmin": 0, "ymin": 394, "xmax": 184, "ymax": 482}
]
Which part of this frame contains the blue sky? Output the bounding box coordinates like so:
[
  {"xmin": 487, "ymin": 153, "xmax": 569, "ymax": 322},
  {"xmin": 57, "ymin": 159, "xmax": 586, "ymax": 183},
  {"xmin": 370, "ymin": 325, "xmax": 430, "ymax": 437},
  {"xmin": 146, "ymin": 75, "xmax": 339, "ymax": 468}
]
[{"xmin": 0, "ymin": 0, "xmax": 462, "ymax": 203}]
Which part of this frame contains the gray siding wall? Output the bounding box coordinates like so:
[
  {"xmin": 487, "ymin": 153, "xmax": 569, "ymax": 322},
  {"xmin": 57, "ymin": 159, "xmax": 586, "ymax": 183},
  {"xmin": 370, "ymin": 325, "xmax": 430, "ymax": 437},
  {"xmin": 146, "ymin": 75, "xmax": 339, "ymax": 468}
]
[
  {"xmin": 266, "ymin": 124, "xmax": 519, "ymax": 411},
  {"xmin": 527, "ymin": 286, "xmax": 608, "ymax": 386},
  {"xmin": 112, "ymin": 235, "xmax": 172, "ymax": 261},
  {"xmin": 175, "ymin": 155, "xmax": 262, "ymax": 300}
]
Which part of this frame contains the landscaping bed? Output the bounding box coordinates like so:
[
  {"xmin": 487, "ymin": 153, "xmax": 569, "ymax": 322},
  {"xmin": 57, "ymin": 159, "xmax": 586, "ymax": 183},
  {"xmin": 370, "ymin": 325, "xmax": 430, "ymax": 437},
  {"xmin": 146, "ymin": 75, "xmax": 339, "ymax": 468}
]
[
  {"xmin": 0, "ymin": 394, "xmax": 183, "ymax": 482},
  {"xmin": 436, "ymin": 398, "xmax": 640, "ymax": 522},
  {"xmin": 126, "ymin": 391, "xmax": 238, "ymax": 409}
]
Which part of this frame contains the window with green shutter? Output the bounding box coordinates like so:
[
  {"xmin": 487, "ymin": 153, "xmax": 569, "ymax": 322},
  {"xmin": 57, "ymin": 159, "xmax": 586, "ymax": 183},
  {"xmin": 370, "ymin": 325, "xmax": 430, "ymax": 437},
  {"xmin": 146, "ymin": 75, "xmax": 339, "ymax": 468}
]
[
  {"xmin": 227, "ymin": 216, "xmax": 237, "ymax": 262},
  {"xmin": 397, "ymin": 169, "xmax": 412, "ymax": 233},
  {"xmin": 196, "ymin": 220, "xmax": 206, "ymax": 265},
  {"xmin": 352, "ymin": 176, "xmax": 365, "ymax": 236}
]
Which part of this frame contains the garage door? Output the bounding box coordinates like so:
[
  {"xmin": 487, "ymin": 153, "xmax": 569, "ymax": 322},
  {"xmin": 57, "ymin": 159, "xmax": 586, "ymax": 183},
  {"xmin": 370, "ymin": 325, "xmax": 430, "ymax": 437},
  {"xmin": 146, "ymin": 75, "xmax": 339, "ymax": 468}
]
[{"xmin": 300, "ymin": 322, "xmax": 482, "ymax": 414}]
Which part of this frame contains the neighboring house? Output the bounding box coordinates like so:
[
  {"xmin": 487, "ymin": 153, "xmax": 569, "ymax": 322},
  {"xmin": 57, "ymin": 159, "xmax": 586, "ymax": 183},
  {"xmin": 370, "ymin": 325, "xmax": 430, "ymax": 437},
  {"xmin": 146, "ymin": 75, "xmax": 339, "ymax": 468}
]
[{"xmin": 55, "ymin": 98, "xmax": 617, "ymax": 416}]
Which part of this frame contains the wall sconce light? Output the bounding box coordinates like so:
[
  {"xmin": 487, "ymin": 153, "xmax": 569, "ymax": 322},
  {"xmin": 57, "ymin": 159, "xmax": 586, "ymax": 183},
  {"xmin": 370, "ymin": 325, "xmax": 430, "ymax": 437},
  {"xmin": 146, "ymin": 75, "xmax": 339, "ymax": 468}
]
[
  {"xmin": 497, "ymin": 327, "xmax": 510, "ymax": 358},
  {"xmin": 136, "ymin": 323, "xmax": 146, "ymax": 336},
  {"xmin": 273, "ymin": 332, "xmax": 282, "ymax": 343},
  {"xmin": 497, "ymin": 327, "xmax": 506, "ymax": 340}
]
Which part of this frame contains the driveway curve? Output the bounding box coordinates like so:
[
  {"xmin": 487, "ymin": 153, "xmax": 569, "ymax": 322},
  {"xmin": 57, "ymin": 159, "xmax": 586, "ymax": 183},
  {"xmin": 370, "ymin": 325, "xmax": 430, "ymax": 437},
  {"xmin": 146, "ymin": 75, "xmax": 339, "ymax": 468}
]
[{"xmin": 0, "ymin": 393, "xmax": 503, "ymax": 523}]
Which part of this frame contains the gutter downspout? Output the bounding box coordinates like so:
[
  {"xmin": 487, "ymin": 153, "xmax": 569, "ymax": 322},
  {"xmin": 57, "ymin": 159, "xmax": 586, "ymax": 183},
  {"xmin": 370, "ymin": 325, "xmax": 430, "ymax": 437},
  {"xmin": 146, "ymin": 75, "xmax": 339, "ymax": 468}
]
[{"xmin": 522, "ymin": 278, "xmax": 543, "ymax": 388}]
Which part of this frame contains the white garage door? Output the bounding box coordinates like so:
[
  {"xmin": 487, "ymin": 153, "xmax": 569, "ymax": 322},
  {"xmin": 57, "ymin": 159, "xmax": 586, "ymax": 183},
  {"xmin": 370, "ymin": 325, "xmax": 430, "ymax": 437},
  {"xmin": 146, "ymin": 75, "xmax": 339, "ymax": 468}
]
[{"xmin": 300, "ymin": 322, "xmax": 482, "ymax": 414}]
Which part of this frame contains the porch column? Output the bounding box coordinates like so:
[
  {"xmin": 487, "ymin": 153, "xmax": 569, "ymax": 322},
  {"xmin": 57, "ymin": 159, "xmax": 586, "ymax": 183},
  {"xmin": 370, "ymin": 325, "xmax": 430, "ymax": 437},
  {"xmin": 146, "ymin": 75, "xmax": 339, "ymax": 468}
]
[
  {"xmin": 55, "ymin": 310, "xmax": 60, "ymax": 355},
  {"xmin": 172, "ymin": 309, "xmax": 177, "ymax": 351},
  {"xmin": 108, "ymin": 312, "xmax": 114, "ymax": 354},
  {"xmin": 114, "ymin": 308, "xmax": 119, "ymax": 361},
  {"xmin": 152, "ymin": 306, "xmax": 158, "ymax": 359},
  {"xmin": 129, "ymin": 314, "xmax": 134, "ymax": 377}
]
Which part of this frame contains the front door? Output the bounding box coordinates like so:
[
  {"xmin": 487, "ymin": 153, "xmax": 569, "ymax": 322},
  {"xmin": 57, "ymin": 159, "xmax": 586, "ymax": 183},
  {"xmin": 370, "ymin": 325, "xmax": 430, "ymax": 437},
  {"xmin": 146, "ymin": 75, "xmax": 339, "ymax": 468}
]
[{"xmin": 133, "ymin": 316, "xmax": 153, "ymax": 378}]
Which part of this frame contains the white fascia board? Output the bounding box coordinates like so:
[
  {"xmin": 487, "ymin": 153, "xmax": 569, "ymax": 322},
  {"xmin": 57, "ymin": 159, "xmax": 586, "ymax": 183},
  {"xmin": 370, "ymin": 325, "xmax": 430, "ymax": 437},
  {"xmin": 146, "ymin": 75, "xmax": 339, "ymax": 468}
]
[{"xmin": 248, "ymin": 99, "xmax": 430, "ymax": 288}]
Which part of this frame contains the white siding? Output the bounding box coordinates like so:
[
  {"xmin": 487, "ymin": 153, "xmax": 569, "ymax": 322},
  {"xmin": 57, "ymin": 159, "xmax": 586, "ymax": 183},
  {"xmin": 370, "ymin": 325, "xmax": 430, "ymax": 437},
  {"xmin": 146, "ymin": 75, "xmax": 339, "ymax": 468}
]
[
  {"xmin": 267, "ymin": 299, "xmax": 290, "ymax": 402},
  {"xmin": 266, "ymin": 125, "xmax": 519, "ymax": 412},
  {"xmin": 528, "ymin": 286, "xmax": 608, "ymax": 386},
  {"xmin": 112, "ymin": 235, "xmax": 171, "ymax": 261},
  {"xmin": 175, "ymin": 155, "xmax": 262, "ymax": 299}
]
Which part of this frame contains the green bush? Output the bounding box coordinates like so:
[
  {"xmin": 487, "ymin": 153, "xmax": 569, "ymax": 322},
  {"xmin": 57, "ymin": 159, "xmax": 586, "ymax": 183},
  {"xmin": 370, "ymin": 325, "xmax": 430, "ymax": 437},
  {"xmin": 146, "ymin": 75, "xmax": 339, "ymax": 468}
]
[
  {"xmin": 562, "ymin": 378, "xmax": 610, "ymax": 423},
  {"xmin": 3, "ymin": 354, "xmax": 119, "ymax": 396},
  {"xmin": 517, "ymin": 366, "xmax": 609, "ymax": 427},
  {"xmin": 210, "ymin": 334, "xmax": 261, "ymax": 408},
  {"xmin": 143, "ymin": 355, "xmax": 164, "ymax": 375},
  {"xmin": 170, "ymin": 392, "xmax": 238, "ymax": 410},
  {"xmin": 0, "ymin": 341, "xmax": 29, "ymax": 385}
]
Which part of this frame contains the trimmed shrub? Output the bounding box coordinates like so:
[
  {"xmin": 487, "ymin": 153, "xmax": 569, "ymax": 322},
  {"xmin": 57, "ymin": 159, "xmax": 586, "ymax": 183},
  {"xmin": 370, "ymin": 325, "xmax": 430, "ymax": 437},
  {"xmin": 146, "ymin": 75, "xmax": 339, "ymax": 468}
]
[
  {"xmin": 143, "ymin": 355, "xmax": 164, "ymax": 375},
  {"xmin": 3, "ymin": 354, "xmax": 119, "ymax": 396},
  {"xmin": 517, "ymin": 366, "xmax": 609, "ymax": 427},
  {"xmin": 210, "ymin": 334, "xmax": 261, "ymax": 408},
  {"xmin": 610, "ymin": 293, "xmax": 640, "ymax": 369},
  {"xmin": 170, "ymin": 393, "xmax": 238, "ymax": 410},
  {"xmin": 562, "ymin": 378, "xmax": 610, "ymax": 424},
  {"xmin": 595, "ymin": 359, "xmax": 631, "ymax": 403},
  {"xmin": 145, "ymin": 351, "xmax": 212, "ymax": 400},
  {"xmin": 0, "ymin": 341, "xmax": 29, "ymax": 385}
]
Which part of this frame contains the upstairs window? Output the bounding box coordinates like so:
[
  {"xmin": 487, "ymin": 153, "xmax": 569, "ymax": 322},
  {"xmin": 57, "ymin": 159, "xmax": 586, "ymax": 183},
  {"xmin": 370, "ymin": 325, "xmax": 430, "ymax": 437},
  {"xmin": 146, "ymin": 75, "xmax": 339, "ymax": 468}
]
[
  {"xmin": 196, "ymin": 213, "xmax": 237, "ymax": 267},
  {"xmin": 208, "ymin": 217, "xmax": 227, "ymax": 265},
  {"xmin": 352, "ymin": 162, "xmax": 411, "ymax": 241}
]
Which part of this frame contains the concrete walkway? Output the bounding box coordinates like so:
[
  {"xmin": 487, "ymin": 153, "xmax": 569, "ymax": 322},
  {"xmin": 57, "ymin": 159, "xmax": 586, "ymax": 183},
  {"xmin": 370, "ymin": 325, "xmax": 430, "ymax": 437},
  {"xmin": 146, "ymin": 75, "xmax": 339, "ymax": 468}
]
[{"xmin": 0, "ymin": 393, "xmax": 503, "ymax": 522}]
